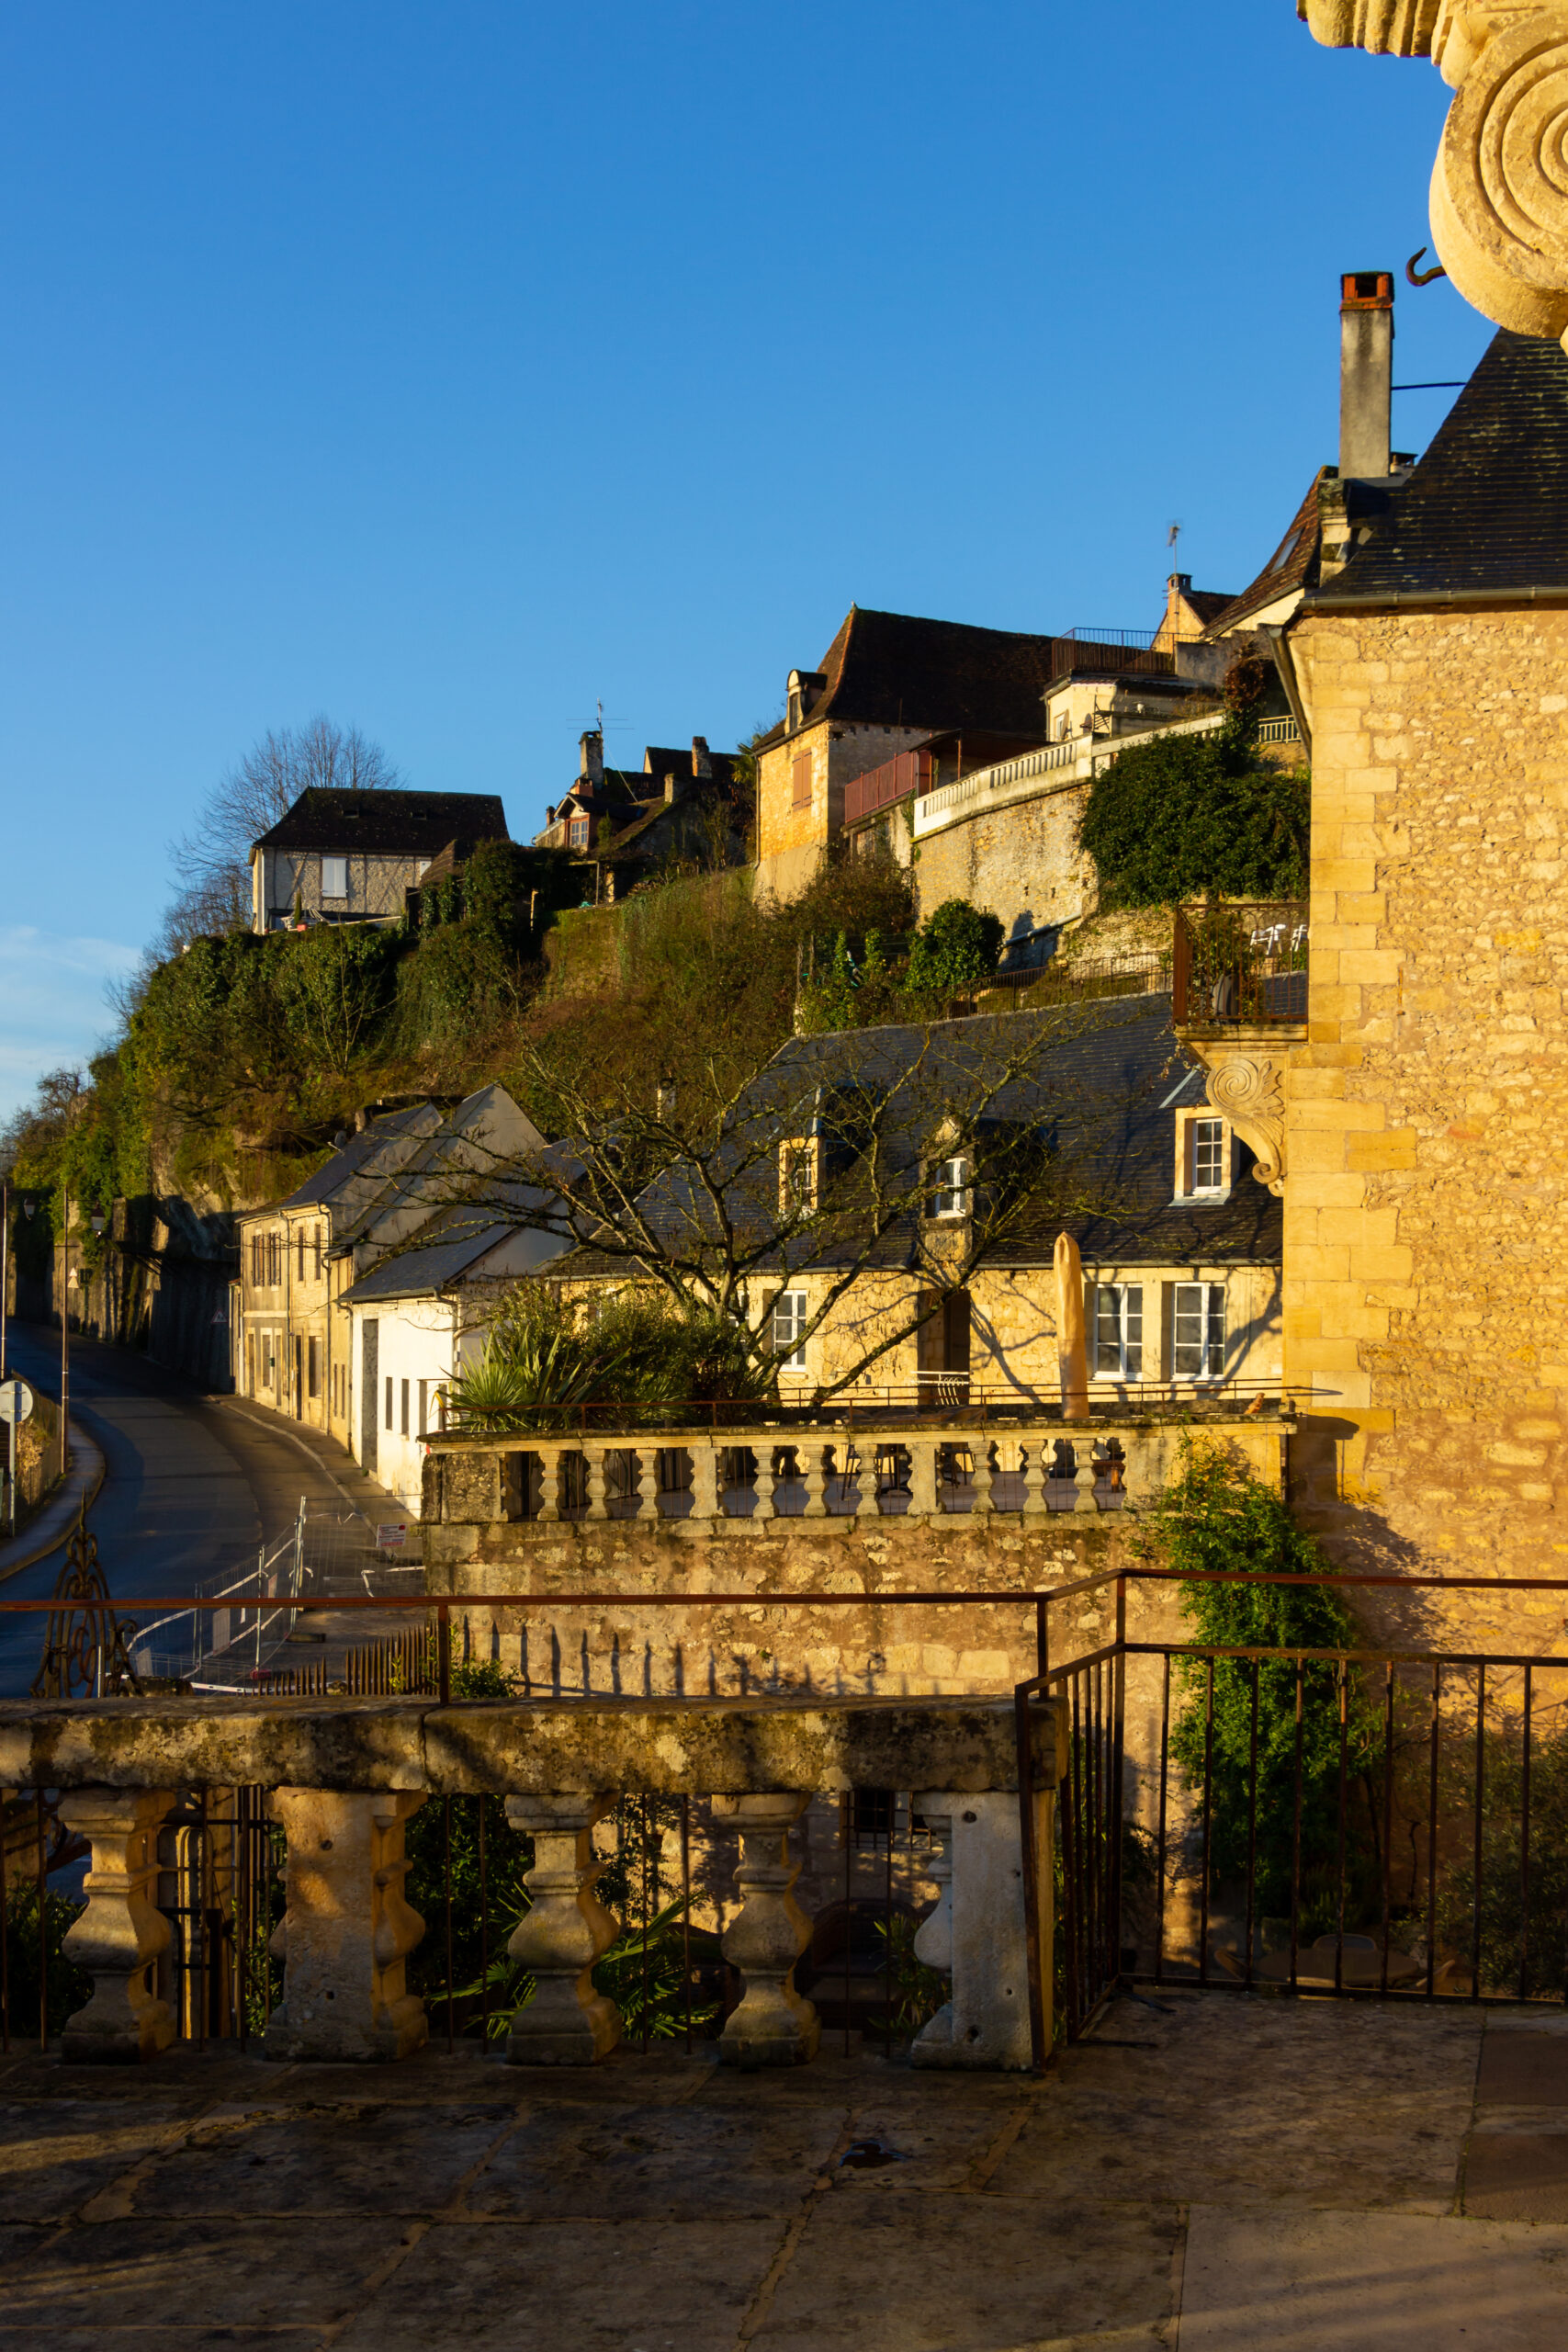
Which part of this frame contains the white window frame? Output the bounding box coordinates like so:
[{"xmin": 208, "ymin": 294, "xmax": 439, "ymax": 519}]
[
  {"xmin": 772, "ymin": 1289, "xmax": 808, "ymax": 1372},
  {"xmin": 1172, "ymin": 1282, "xmax": 1226, "ymax": 1381},
  {"xmin": 1093, "ymin": 1283, "xmax": 1144, "ymax": 1380},
  {"xmin": 321, "ymin": 854, "xmax": 349, "ymax": 899},
  {"xmin": 927, "ymin": 1154, "xmax": 971, "ymax": 1220},
  {"xmin": 1190, "ymin": 1117, "xmax": 1226, "ymax": 1196},
  {"xmin": 780, "ymin": 1139, "xmax": 818, "ymax": 1215}
]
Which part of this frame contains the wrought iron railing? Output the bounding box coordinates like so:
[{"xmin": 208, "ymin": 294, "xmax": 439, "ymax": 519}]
[{"xmin": 1173, "ymin": 899, "xmax": 1309, "ymax": 1026}]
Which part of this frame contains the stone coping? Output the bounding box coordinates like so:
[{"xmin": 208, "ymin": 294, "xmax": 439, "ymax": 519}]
[
  {"xmin": 0, "ymin": 1693, "xmax": 1037, "ymax": 1796},
  {"xmin": 423, "ymin": 1409, "xmax": 1293, "ymax": 1453}
]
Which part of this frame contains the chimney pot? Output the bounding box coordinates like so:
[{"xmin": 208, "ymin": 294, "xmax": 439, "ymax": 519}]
[
  {"xmin": 1339, "ymin": 267, "xmax": 1393, "ymax": 481},
  {"xmin": 692, "ymin": 734, "xmax": 711, "ymax": 777},
  {"xmin": 579, "ymin": 729, "xmax": 604, "ymax": 786}
]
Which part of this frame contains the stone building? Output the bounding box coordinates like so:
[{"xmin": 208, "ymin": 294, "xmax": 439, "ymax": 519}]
[
  {"xmin": 534, "ymin": 729, "xmax": 750, "ymax": 897},
  {"xmin": 248, "ymin": 786, "xmax": 510, "ymax": 933}
]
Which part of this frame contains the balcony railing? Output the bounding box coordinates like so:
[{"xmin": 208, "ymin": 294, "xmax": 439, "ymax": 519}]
[
  {"xmin": 1047, "ymin": 629, "xmax": 1176, "ymax": 682},
  {"xmin": 842, "ymin": 748, "xmax": 931, "ymax": 827},
  {"xmin": 1173, "ymin": 899, "xmax": 1309, "ymax": 1026}
]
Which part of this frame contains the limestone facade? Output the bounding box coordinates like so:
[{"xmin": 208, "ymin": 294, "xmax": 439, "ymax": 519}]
[
  {"xmin": 1283, "ymin": 605, "xmax": 1568, "ymax": 1645},
  {"xmin": 756, "ymin": 718, "xmax": 926, "ymax": 900}
]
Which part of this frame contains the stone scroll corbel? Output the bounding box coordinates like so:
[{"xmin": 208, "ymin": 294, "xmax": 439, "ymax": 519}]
[
  {"xmin": 1202, "ymin": 1052, "xmax": 1287, "ymax": 1198},
  {"xmin": 1301, "ymin": 2, "xmax": 1568, "ymax": 346}
]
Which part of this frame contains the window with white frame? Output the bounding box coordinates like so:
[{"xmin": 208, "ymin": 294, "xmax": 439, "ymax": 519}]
[
  {"xmin": 772, "ymin": 1289, "xmax": 808, "ymax": 1371},
  {"xmin": 321, "ymin": 854, "xmax": 348, "ymax": 899},
  {"xmin": 1172, "ymin": 1282, "xmax": 1226, "ymax": 1379},
  {"xmin": 781, "ymin": 1140, "xmax": 816, "ymax": 1213},
  {"xmin": 927, "ymin": 1155, "xmax": 971, "ymax": 1219},
  {"xmin": 1093, "ymin": 1284, "xmax": 1143, "ymax": 1379},
  {"xmin": 1190, "ymin": 1117, "xmax": 1225, "ymax": 1194}
]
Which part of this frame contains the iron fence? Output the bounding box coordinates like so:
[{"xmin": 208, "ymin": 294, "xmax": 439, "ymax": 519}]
[{"xmin": 1173, "ymin": 900, "xmax": 1309, "ymax": 1026}]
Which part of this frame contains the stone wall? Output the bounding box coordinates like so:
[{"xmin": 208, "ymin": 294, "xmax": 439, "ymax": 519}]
[
  {"xmin": 757, "ymin": 720, "xmax": 927, "ymax": 901},
  {"xmin": 1285, "ymin": 605, "xmax": 1568, "ymax": 1650},
  {"xmin": 912, "ymin": 776, "xmax": 1098, "ymax": 946}
]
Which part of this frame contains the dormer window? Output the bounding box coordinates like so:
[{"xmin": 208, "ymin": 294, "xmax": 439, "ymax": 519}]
[
  {"xmin": 927, "ymin": 1155, "xmax": 971, "ymax": 1220},
  {"xmin": 1174, "ymin": 1110, "xmax": 1232, "ymax": 1201},
  {"xmin": 780, "ymin": 1139, "xmax": 818, "ymax": 1215}
]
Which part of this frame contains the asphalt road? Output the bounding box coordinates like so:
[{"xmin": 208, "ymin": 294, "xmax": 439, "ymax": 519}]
[{"xmin": 0, "ymin": 1325, "xmax": 359, "ymax": 1697}]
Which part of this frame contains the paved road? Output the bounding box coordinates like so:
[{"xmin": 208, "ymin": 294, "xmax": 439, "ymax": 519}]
[{"xmin": 0, "ymin": 1326, "xmax": 366, "ymax": 1697}]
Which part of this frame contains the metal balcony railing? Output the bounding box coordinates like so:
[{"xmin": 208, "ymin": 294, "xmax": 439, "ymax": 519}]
[{"xmin": 1173, "ymin": 900, "xmax": 1309, "ymax": 1026}]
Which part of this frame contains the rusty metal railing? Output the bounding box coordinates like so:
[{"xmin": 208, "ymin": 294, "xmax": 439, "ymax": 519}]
[{"xmin": 1172, "ymin": 899, "xmax": 1308, "ymax": 1026}]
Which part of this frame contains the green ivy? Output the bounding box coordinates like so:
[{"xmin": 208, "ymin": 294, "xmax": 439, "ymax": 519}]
[{"xmin": 1079, "ymin": 715, "xmax": 1309, "ymax": 907}]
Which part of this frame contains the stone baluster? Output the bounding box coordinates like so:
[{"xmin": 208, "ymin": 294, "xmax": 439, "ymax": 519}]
[
  {"xmin": 690, "ymin": 1441, "xmax": 719, "ymax": 1521},
  {"xmin": 1075, "ymin": 1453, "xmax": 1100, "ymax": 1514},
  {"xmin": 716, "ymin": 1792, "xmax": 820, "ymax": 2066},
  {"xmin": 970, "ymin": 1440, "xmax": 994, "ymax": 1517},
  {"xmin": 504, "ymin": 1793, "xmax": 622, "ymax": 2064},
  {"xmin": 584, "ymin": 1444, "xmax": 608, "ymax": 1521},
  {"xmin": 625, "ymin": 1449, "xmax": 650, "ymax": 1520},
  {"xmin": 753, "ymin": 1445, "xmax": 775, "ymax": 1521},
  {"xmin": 536, "ymin": 1445, "xmax": 561, "ymax": 1523},
  {"xmin": 1021, "ymin": 1442, "xmax": 1047, "ymax": 1518},
  {"xmin": 58, "ymin": 1788, "xmax": 176, "ymax": 2063},
  {"xmin": 910, "ymin": 1792, "xmax": 1033, "ymax": 2071},
  {"xmin": 802, "ymin": 1442, "xmax": 828, "ymax": 1520},
  {"xmin": 263, "ymin": 1791, "xmax": 428, "ymax": 2062},
  {"xmin": 908, "ymin": 1438, "xmax": 938, "ymax": 1517}
]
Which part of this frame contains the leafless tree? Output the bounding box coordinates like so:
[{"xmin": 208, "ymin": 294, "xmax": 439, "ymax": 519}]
[{"xmin": 160, "ymin": 717, "xmax": 402, "ymax": 951}]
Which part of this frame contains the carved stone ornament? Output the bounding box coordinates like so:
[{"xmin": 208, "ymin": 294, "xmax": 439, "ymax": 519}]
[
  {"xmin": 1202, "ymin": 1052, "xmax": 1287, "ymax": 1196},
  {"xmin": 714, "ymin": 1792, "xmax": 821, "ymax": 2067},
  {"xmin": 503, "ymin": 1792, "xmax": 623, "ymax": 2064},
  {"xmin": 1301, "ymin": 2, "xmax": 1568, "ymax": 345}
]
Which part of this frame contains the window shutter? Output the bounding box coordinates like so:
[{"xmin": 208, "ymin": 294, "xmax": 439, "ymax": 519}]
[{"xmin": 791, "ymin": 752, "xmax": 813, "ymax": 808}]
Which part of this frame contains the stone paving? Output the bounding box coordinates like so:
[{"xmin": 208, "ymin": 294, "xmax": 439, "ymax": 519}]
[{"xmin": 0, "ymin": 1990, "xmax": 1566, "ymax": 2347}]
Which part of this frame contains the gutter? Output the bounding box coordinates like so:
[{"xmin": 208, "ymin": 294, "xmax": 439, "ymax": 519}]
[{"xmin": 1302, "ymin": 583, "xmax": 1568, "ymax": 613}]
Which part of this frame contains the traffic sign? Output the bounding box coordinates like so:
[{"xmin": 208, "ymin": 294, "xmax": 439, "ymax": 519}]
[{"xmin": 0, "ymin": 1378, "xmax": 35, "ymax": 1427}]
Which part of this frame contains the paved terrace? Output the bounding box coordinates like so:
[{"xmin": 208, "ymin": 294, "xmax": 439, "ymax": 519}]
[{"xmin": 1, "ymin": 1992, "xmax": 1565, "ymax": 2348}]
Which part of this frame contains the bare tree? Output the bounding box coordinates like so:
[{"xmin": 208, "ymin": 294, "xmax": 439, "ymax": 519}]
[
  {"xmin": 412, "ymin": 995, "xmax": 1163, "ymax": 1407},
  {"xmin": 160, "ymin": 717, "xmax": 402, "ymax": 951}
]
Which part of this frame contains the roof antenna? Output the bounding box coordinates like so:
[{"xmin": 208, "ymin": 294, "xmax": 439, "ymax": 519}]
[{"xmin": 1167, "ymin": 519, "xmax": 1182, "ymax": 566}]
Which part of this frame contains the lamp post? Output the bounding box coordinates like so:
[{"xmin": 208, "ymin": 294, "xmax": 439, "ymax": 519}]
[
  {"xmin": 0, "ymin": 1174, "xmax": 8, "ymax": 1384},
  {"xmin": 59, "ymin": 1181, "xmax": 71, "ymax": 1483}
]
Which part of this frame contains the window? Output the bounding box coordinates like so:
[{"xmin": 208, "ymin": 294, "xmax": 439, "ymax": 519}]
[
  {"xmin": 1173, "ymin": 1283, "xmax": 1226, "ymax": 1380},
  {"xmin": 1094, "ymin": 1284, "xmax": 1144, "ymax": 1379},
  {"xmin": 570, "ymin": 816, "xmax": 589, "ymax": 848},
  {"xmin": 418, "ymin": 1378, "xmax": 428, "ymax": 1438},
  {"xmin": 1191, "ymin": 1118, "xmax": 1225, "ymax": 1194},
  {"xmin": 927, "ymin": 1156, "xmax": 971, "ymax": 1220},
  {"xmin": 308, "ymin": 1337, "xmax": 319, "ymax": 1398},
  {"xmin": 250, "ymin": 1237, "xmax": 262, "ymax": 1287},
  {"xmin": 781, "ymin": 1141, "xmax": 816, "ymax": 1213},
  {"xmin": 385, "ymin": 1375, "xmax": 393, "ymax": 1430},
  {"xmin": 245, "ymin": 1335, "xmax": 254, "ymax": 1395},
  {"xmin": 791, "ymin": 752, "xmax": 813, "ymax": 808},
  {"xmin": 312, "ymin": 1224, "xmax": 321, "ymax": 1279},
  {"xmin": 772, "ymin": 1289, "xmax": 808, "ymax": 1371},
  {"xmin": 297, "ymin": 1228, "xmax": 305, "ymax": 1280},
  {"xmin": 400, "ymin": 1378, "xmax": 410, "ymax": 1437},
  {"xmin": 322, "ymin": 854, "xmax": 348, "ymax": 899}
]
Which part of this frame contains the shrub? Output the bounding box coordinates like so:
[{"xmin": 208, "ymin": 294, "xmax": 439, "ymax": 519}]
[
  {"xmin": 1079, "ymin": 715, "xmax": 1309, "ymax": 907},
  {"xmin": 905, "ymin": 899, "xmax": 1004, "ymax": 997}
]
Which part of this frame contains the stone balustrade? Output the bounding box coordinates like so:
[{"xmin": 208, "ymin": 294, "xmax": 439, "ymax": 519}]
[
  {"xmin": 426, "ymin": 1413, "xmax": 1291, "ymax": 1535},
  {"xmin": 0, "ymin": 1693, "xmax": 1053, "ymax": 2073}
]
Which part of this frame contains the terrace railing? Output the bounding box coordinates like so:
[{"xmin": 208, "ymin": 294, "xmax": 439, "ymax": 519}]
[{"xmin": 1172, "ymin": 899, "xmax": 1309, "ymax": 1027}]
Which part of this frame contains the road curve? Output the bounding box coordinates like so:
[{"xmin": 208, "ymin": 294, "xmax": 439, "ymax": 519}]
[{"xmin": 0, "ymin": 1325, "xmax": 360, "ymax": 1697}]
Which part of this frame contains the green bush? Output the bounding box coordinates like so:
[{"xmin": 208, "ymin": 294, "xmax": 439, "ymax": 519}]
[
  {"xmin": 905, "ymin": 899, "xmax": 1004, "ymax": 997},
  {"xmin": 450, "ymin": 1283, "xmax": 772, "ymax": 1428},
  {"xmin": 1079, "ymin": 716, "xmax": 1309, "ymax": 907}
]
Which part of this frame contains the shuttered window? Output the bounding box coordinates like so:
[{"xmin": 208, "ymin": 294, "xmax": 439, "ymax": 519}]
[{"xmin": 791, "ymin": 752, "xmax": 813, "ymax": 808}]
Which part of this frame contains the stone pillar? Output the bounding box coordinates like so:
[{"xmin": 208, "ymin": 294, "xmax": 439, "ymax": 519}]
[
  {"xmin": 801, "ymin": 1442, "xmax": 827, "ymax": 1519},
  {"xmin": 909, "ymin": 1792, "xmax": 1032, "ymax": 2070},
  {"xmin": 970, "ymin": 1441, "xmax": 994, "ymax": 1516},
  {"xmin": 716, "ymin": 1792, "xmax": 820, "ymax": 2066},
  {"xmin": 753, "ymin": 1447, "xmax": 775, "ymax": 1521},
  {"xmin": 1074, "ymin": 1455, "xmax": 1099, "ymax": 1514},
  {"xmin": 908, "ymin": 1439, "xmax": 938, "ymax": 1517},
  {"xmin": 58, "ymin": 1788, "xmax": 176, "ymax": 2064},
  {"xmin": 690, "ymin": 1441, "xmax": 719, "ymax": 1521},
  {"xmin": 537, "ymin": 1445, "xmax": 561, "ymax": 1522},
  {"xmin": 584, "ymin": 1445, "xmax": 608, "ymax": 1521},
  {"xmin": 263, "ymin": 1790, "xmax": 427, "ymax": 2063},
  {"xmin": 503, "ymin": 1793, "xmax": 622, "ymax": 2064}
]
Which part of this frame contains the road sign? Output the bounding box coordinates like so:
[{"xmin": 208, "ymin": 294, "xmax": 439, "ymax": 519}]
[{"xmin": 0, "ymin": 1378, "xmax": 35, "ymax": 1427}]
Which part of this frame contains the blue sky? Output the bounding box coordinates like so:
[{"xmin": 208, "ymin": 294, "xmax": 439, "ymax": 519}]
[{"xmin": 1, "ymin": 3, "xmax": 1484, "ymax": 1121}]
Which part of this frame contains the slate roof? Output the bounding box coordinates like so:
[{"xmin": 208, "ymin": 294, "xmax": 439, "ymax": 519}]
[
  {"xmin": 276, "ymin": 1106, "xmax": 440, "ymax": 1211},
  {"xmin": 338, "ymin": 1202, "xmax": 513, "ymax": 1303},
  {"xmin": 552, "ymin": 998, "xmax": 1281, "ymax": 1279},
  {"xmin": 253, "ymin": 788, "xmax": 511, "ymax": 856},
  {"xmin": 1311, "ymin": 328, "xmax": 1568, "ymax": 604}
]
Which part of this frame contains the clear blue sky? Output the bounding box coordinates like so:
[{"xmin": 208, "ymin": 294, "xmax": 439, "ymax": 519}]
[{"xmin": 1, "ymin": 1, "xmax": 1484, "ymax": 1122}]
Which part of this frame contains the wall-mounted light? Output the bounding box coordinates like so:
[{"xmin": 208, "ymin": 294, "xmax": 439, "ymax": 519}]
[{"xmin": 90, "ymin": 1210, "xmax": 107, "ymax": 1237}]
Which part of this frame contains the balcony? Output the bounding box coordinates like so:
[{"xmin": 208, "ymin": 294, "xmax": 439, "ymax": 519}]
[{"xmin": 1172, "ymin": 900, "xmax": 1309, "ymax": 1029}]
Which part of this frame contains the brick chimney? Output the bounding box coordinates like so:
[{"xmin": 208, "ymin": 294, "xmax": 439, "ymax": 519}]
[
  {"xmin": 1340, "ymin": 269, "xmax": 1393, "ymax": 481},
  {"xmin": 692, "ymin": 735, "xmax": 711, "ymax": 778},
  {"xmin": 579, "ymin": 729, "xmax": 604, "ymax": 786}
]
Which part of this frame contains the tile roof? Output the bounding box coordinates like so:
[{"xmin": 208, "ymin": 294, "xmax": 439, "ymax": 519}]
[
  {"xmin": 1201, "ymin": 470, "xmax": 1329, "ymax": 638},
  {"xmin": 253, "ymin": 788, "xmax": 510, "ymax": 856},
  {"xmin": 757, "ymin": 607, "xmax": 1074, "ymax": 745},
  {"xmin": 1179, "ymin": 588, "xmax": 1241, "ymax": 626},
  {"xmin": 1311, "ymin": 328, "xmax": 1568, "ymax": 604}
]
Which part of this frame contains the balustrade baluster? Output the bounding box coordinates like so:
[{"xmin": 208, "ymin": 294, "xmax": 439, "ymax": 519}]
[
  {"xmin": 584, "ymin": 1445, "xmax": 608, "ymax": 1522},
  {"xmin": 802, "ymin": 1442, "xmax": 827, "ymax": 1520},
  {"xmin": 971, "ymin": 1441, "xmax": 994, "ymax": 1517},
  {"xmin": 59, "ymin": 1789, "xmax": 177, "ymax": 2063},
  {"xmin": 503, "ymin": 1794, "xmax": 621, "ymax": 2064},
  {"xmin": 1075, "ymin": 1455, "xmax": 1100, "ymax": 1514},
  {"xmin": 716, "ymin": 1792, "xmax": 820, "ymax": 2066},
  {"xmin": 753, "ymin": 1446, "xmax": 775, "ymax": 1521},
  {"xmin": 1021, "ymin": 1442, "xmax": 1047, "ymax": 1518},
  {"xmin": 690, "ymin": 1442, "xmax": 719, "ymax": 1521},
  {"xmin": 537, "ymin": 1446, "xmax": 561, "ymax": 1522},
  {"xmin": 908, "ymin": 1439, "xmax": 938, "ymax": 1517}
]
